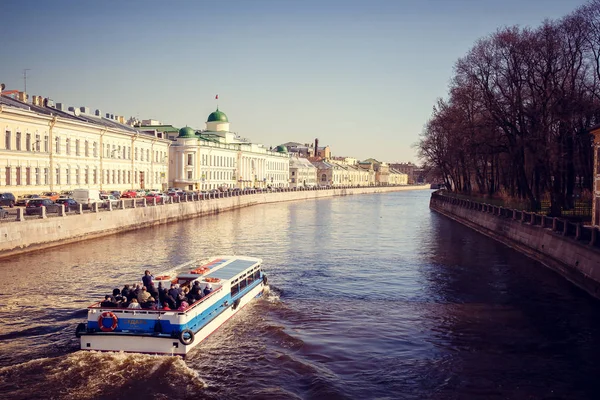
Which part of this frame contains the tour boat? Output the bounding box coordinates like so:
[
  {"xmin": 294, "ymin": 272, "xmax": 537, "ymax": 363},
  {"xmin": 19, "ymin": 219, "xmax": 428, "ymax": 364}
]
[{"xmin": 76, "ymin": 256, "xmax": 267, "ymax": 356}]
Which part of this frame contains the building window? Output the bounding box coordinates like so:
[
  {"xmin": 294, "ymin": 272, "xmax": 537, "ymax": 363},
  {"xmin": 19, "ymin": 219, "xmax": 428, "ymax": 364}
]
[
  {"xmin": 44, "ymin": 135, "xmax": 49, "ymax": 152},
  {"xmin": 35, "ymin": 168, "xmax": 40, "ymax": 185},
  {"xmin": 93, "ymin": 168, "xmax": 97, "ymax": 184},
  {"xmin": 140, "ymin": 148, "xmax": 144, "ymax": 161},
  {"xmin": 35, "ymin": 134, "xmax": 40, "ymax": 151},
  {"xmin": 93, "ymin": 142, "xmax": 98, "ymax": 158},
  {"xmin": 106, "ymin": 144, "xmax": 110, "ymax": 157},
  {"xmin": 112, "ymin": 170, "xmax": 116, "ymax": 184},
  {"xmin": 187, "ymin": 154, "xmax": 193, "ymax": 166},
  {"xmin": 85, "ymin": 141, "xmax": 89, "ymax": 157},
  {"xmin": 26, "ymin": 167, "xmax": 31, "ymax": 185},
  {"xmin": 146, "ymin": 149, "xmax": 150, "ymax": 162},
  {"xmin": 66, "ymin": 138, "xmax": 71, "ymax": 155},
  {"xmin": 76, "ymin": 168, "xmax": 80, "ymax": 185},
  {"xmin": 76, "ymin": 139, "xmax": 80, "ymax": 156},
  {"xmin": 5, "ymin": 167, "xmax": 11, "ymax": 185},
  {"xmin": 187, "ymin": 171, "xmax": 193, "ymax": 179},
  {"xmin": 85, "ymin": 168, "xmax": 89, "ymax": 184},
  {"xmin": 66, "ymin": 168, "xmax": 70, "ymax": 185},
  {"xmin": 15, "ymin": 167, "xmax": 21, "ymax": 185},
  {"xmin": 128, "ymin": 171, "xmax": 131, "ymax": 184},
  {"xmin": 16, "ymin": 132, "xmax": 21, "ymax": 151},
  {"xmin": 5, "ymin": 131, "xmax": 11, "ymax": 150},
  {"xmin": 26, "ymin": 133, "xmax": 31, "ymax": 151},
  {"xmin": 55, "ymin": 136, "xmax": 60, "ymax": 154},
  {"xmin": 56, "ymin": 167, "xmax": 61, "ymax": 185}
]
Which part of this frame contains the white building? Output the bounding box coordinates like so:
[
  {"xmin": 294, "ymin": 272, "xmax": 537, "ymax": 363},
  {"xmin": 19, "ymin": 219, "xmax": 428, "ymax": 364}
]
[
  {"xmin": 289, "ymin": 154, "xmax": 317, "ymax": 188},
  {"xmin": 168, "ymin": 108, "xmax": 289, "ymax": 191},
  {"xmin": 0, "ymin": 91, "xmax": 170, "ymax": 196}
]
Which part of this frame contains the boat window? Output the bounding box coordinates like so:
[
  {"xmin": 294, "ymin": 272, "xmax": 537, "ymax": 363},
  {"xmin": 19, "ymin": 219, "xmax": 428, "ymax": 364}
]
[
  {"xmin": 240, "ymin": 278, "xmax": 247, "ymax": 291},
  {"xmin": 254, "ymin": 270, "xmax": 260, "ymax": 280},
  {"xmin": 248, "ymin": 273, "xmax": 255, "ymax": 284},
  {"xmin": 231, "ymin": 283, "xmax": 239, "ymax": 297}
]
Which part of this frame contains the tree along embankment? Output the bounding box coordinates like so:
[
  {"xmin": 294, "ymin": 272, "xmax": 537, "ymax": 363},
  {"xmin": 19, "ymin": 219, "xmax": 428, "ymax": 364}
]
[
  {"xmin": 430, "ymin": 191, "xmax": 600, "ymax": 299},
  {"xmin": 0, "ymin": 185, "xmax": 429, "ymax": 259}
]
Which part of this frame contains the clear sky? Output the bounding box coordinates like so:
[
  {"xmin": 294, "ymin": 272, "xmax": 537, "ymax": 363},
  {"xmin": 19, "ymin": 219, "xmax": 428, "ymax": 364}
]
[{"xmin": 0, "ymin": 0, "xmax": 588, "ymax": 164}]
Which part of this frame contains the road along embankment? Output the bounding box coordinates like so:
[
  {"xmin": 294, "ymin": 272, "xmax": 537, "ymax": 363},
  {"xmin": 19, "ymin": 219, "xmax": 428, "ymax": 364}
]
[
  {"xmin": 430, "ymin": 191, "xmax": 600, "ymax": 299},
  {"xmin": 0, "ymin": 185, "xmax": 429, "ymax": 259}
]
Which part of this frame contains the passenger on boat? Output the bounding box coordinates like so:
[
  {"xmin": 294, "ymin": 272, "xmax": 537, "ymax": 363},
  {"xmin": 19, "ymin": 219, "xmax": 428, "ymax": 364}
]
[
  {"xmin": 189, "ymin": 281, "xmax": 202, "ymax": 301},
  {"xmin": 177, "ymin": 301, "xmax": 189, "ymax": 311},
  {"xmin": 203, "ymin": 284, "xmax": 213, "ymax": 297},
  {"xmin": 127, "ymin": 298, "xmax": 141, "ymax": 309},
  {"xmin": 130, "ymin": 284, "xmax": 142, "ymax": 302},
  {"xmin": 142, "ymin": 296, "xmax": 157, "ymax": 309},
  {"xmin": 112, "ymin": 288, "xmax": 123, "ymax": 302},
  {"xmin": 142, "ymin": 270, "xmax": 154, "ymax": 290},
  {"xmin": 137, "ymin": 286, "xmax": 151, "ymax": 304},
  {"xmin": 121, "ymin": 284, "xmax": 131, "ymax": 299},
  {"xmin": 161, "ymin": 303, "xmax": 171, "ymax": 310},
  {"xmin": 101, "ymin": 295, "xmax": 117, "ymax": 308}
]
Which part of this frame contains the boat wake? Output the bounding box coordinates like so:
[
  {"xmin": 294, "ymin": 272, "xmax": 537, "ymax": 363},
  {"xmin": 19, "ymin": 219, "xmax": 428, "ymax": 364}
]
[{"xmin": 0, "ymin": 351, "xmax": 206, "ymax": 400}]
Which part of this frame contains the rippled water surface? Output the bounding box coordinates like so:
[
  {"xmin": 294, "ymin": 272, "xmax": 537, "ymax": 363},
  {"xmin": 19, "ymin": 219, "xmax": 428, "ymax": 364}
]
[{"xmin": 1, "ymin": 189, "xmax": 600, "ymax": 400}]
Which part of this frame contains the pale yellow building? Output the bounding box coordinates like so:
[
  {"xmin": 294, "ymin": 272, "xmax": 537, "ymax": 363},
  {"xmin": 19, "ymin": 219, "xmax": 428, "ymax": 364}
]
[{"xmin": 0, "ymin": 92, "xmax": 170, "ymax": 196}]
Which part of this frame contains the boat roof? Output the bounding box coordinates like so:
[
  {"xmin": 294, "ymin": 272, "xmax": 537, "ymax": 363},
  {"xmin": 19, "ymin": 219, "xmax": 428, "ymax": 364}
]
[{"xmin": 205, "ymin": 257, "xmax": 261, "ymax": 281}]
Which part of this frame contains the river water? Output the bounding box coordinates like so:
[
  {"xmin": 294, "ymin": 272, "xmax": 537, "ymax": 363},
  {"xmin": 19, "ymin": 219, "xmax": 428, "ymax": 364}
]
[{"xmin": 1, "ymin": 189, "xmax": 600, "ymax": 400}]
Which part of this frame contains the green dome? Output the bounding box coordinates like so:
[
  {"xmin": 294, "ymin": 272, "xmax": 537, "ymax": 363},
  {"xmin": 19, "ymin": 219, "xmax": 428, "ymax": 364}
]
[
  {"xmin": 275, "ymin": 145, "xmax": 288, "ymax": 153},
  {"xmin": 178, "ymin": 126, "xmax": 196, "ymax": 138},
  {"xmin": 207, "ymin": 108, "xmax": 229, "ymax": 123}
]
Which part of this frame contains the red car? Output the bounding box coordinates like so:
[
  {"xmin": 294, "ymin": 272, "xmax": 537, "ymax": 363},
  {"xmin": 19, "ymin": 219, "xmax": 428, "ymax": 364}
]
[
  {"xmin": 120, "ymin": 191, "xmax": 137, "ymax": 198},
  {"xmin": 145, "ymin": 193, "xmax": 167, "ymax": 203}
]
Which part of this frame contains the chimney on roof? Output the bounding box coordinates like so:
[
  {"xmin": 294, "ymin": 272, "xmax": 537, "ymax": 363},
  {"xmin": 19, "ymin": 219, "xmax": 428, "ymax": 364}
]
[
  {"xmin": 17, "ymin": 92, "xmax": 27, "ymax": 102},
  {"xmin": 37, "ymin": 96, "xmax": 43, "ymax": 106},
  {"xmin": 95, "ymin": 109, "xmax": 102, "ymax": 117},
  {"xmin": 79, "ymin": 106, "xmax": 90, "ymax": 114},
  {"xmin": 314, "ymin": 138, "xmax": 319, "ymax": 157},
  {"xmin": 31, "ymin": 96, "xmax": 38, "ymax": 106},
  {"xmin": 110, "ymin": 114, "xmax": 114, "ymax": 120},
  {"xmin": 105, "ymin": 113, "xmax": 110, "ymax": 119},
  {"xmin": 56, "ymin": 103, "xmax": 65, "ymax": 111},
  {"xmin": 118, "ymin": 116, "xmax": 124, "ymax": 124},
  {"xmin": 68, "ymin": 106, "xmax": 75, "ymax": 112}
]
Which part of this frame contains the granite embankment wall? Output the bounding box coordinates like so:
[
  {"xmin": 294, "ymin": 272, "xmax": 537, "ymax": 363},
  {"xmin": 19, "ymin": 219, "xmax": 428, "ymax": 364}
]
[
  {"xmin": 430, "ymin": 191, "xmax": 600, "ymax": 299},
  {"xmin": 0, "ymin": 185, "xmax": 428, "ymax": 259}
]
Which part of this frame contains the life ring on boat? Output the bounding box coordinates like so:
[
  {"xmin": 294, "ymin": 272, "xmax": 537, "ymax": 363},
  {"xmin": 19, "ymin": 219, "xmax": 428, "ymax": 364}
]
[
  {"xmin": 205, "ymin": 277, "xmax": 220, "ymax": 283},
  {"xmin": 154, "ymin": 275, "xmax": 170, "ymax": 281},
  {"xmin": 75, "ymin": 323, "xmax": 87, "ymax": 338},
  {"xmin": 262, "ymin": 275, "xmax": 268, "ymax": 285},
  {"xmin": 97, "ymin": 311, "xmax": 118, "ymax": 332},
  {"xmin": 232, "ymin": 298, "xmax": 241, "ymax": 310},
  {"xmin": 179, "ymin": 329, "xmax": 195, "ymax": 345}
]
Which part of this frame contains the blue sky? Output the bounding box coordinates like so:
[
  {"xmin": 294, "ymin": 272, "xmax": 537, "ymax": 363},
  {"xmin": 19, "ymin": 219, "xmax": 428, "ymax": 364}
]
[{"xmin": 0, "ymin": 0, "xmax": 587, "ymax": 163}]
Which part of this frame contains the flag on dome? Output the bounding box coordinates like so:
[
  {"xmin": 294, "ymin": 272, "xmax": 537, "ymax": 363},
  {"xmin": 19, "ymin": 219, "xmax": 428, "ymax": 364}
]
[{"xmin": 215, "ymin": 94, "xmax": 218, "ymax": 100}]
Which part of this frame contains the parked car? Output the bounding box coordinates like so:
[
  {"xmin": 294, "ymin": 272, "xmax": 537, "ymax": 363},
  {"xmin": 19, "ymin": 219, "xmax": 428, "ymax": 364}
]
[
  {"xmin": 109, "ymin": 191, "xmax": 121, "ymax": 199},
  {"xmin": 72, "ymin": 188, "xmax": 102, "ymax": 209},
  {"xmin": 25, "ymin": 199, "xmax": 60, "ymax": 215},
  {"xmin": 0, "ymin": 206, "xmax": 8, "ymax": 219},
  {"xmin": 120, "ymin": 190, "xmax": 137, "ymax": 198},
  {"xmin": 16, "ymin": 194, "xmax": 41, "ymax": 206},
  {"xmin": 100, "ymin": 194, "xmax": 120, "ymax": 208},
  {"xmin": 55, "ymin": 198, "xmax": 80, "ymax": 212},
  {"xmin": 60, "ymin": 190, "xmax": 74, "ymax": 198},
  {"xmin": 41, "ymin": 191, "xmax": 60, "ymax": 201},
  {"xmin": 0, "ymin": 193, "xmax": 16, "ymax": 207},
  {"xmin": 145, "ymin": 193, "xmax": 167, "ymax": 203}
]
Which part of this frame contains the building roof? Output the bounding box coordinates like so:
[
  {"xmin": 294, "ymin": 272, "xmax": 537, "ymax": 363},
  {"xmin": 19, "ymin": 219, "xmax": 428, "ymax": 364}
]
[{"xmin": 207, "ymin": 108, "xmax": 229, "ymax": 123}]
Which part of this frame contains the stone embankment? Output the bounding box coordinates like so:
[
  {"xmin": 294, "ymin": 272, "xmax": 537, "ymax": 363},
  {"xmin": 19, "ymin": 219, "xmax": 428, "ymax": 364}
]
[
  {"xmin": 430, "ymin": 191, "xmax": 600, "ymax": 299},
  {"xmin": 0, "ymin": 185, "xmax": 429, "ymax": 259}
]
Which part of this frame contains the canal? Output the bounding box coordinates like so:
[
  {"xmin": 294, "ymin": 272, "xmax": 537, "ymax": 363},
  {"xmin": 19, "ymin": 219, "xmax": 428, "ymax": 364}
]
[{"xmin": 1, "ymin": 189, "xmax": 599, "ymax": 399}]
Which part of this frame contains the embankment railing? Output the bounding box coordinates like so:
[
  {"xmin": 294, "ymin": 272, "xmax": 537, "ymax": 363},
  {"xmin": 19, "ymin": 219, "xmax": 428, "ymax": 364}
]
[{"xmin": 430, "ymin": 191, "xmax": 600, "ymax": 250}]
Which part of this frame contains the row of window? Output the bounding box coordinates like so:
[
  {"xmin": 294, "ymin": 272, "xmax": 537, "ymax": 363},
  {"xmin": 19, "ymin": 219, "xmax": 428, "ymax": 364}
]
[
  {"xmin": 201, "ymin": 154, "xmax": 236, "ymax": 168},
  {"xmin": 3, "ymin": 131, "xmax": 166, "ymax": 162},
  {"xmin": 2, "ymin": 166, "xmax": 164, "ymax": 186}
]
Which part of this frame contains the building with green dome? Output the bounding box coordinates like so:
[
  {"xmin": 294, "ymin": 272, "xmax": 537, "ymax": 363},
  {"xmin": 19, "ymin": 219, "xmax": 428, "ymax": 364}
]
[{"xmin": 168, "ymin": 107, "xmax": 290, "ymax": 191}]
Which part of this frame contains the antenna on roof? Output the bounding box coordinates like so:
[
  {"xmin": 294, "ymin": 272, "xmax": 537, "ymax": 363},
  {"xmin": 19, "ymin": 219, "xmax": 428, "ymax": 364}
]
[{"xmin": 23, "ymin": 68, "xmax": 31, "ymax": 92}]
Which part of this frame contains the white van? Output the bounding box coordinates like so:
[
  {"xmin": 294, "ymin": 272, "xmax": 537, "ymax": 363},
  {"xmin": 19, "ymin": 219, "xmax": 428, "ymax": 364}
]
[{"xmin": 72, "ymin": 189, "xmax": 101, "ymax": 209}]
